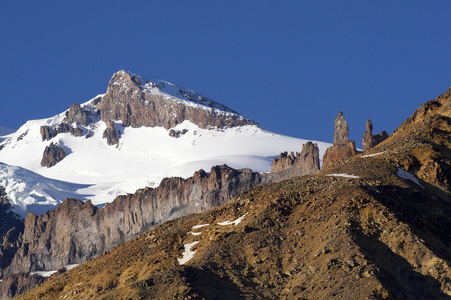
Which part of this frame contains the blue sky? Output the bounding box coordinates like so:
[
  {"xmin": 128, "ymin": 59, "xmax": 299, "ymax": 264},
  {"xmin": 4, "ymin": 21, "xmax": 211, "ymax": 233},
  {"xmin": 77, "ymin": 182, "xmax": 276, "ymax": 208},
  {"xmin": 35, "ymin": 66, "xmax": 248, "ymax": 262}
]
[{"xmin": 1, "ymin": 1, "xmax": 451, "ymax": 146}]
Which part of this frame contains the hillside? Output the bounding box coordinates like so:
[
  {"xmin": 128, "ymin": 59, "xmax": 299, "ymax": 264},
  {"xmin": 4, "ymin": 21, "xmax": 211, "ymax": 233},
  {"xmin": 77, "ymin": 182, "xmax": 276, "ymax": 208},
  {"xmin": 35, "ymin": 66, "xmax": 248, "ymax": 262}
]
[{"xmin": 16, "ymin": 89, "xmax": 451, "ymax": 298}]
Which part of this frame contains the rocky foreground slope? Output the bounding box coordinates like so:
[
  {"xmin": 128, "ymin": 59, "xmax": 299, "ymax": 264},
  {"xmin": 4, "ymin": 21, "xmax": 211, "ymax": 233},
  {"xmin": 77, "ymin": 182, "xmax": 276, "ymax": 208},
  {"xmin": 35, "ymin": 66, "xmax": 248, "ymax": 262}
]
[{"xmin": 15, "ymin": 89, "xmax": 451, "ymax": 298}]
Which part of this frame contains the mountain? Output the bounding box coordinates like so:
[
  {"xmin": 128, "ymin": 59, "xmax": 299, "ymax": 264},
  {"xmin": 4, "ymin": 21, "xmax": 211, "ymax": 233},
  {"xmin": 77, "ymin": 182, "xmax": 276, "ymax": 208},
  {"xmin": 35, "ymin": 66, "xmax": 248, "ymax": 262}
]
[
  {"xmin": 15, "ymin": 86, "xmax": 451, "ymax": 299},
  {"xmin": 0, "ymin": 70, "xmax": 329, "ymax": 217},
  {"xmin": 0, "ymin": 127, "xmax": 15, "ymax": 143}
]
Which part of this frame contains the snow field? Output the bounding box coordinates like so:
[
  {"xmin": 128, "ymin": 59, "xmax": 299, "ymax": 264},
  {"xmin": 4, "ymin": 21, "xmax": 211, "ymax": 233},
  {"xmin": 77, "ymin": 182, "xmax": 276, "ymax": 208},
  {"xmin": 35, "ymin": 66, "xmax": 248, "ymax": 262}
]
[{"xmin": 0, "ymin": 102, "xmax": 330, "ymax": 217}]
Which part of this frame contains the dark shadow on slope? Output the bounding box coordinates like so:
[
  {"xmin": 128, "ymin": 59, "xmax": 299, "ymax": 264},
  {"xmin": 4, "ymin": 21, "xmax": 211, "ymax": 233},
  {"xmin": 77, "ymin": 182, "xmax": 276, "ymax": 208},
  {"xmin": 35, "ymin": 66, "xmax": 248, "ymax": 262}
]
[
  {"xmin": 362, "ymin": 185, "xmax": 451, "ymax": 265},
  {"xmin": 183, "ymin": 265, "xmax": 250, "ymax": 300},
  {"xmin": 0, "ymin": 195, "xmax": 24, "ymax": 276},
  {"xmin": 351, "ymin": 226, "xmax": 450, "ymax": 299}
]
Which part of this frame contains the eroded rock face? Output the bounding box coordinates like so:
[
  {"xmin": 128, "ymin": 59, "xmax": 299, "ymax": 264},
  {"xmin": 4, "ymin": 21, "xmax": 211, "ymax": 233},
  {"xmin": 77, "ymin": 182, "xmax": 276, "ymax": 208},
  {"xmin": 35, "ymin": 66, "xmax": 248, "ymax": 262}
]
[
  {"xmin": 271, "ymin": 142, "xmax": 320, "ymax": 176},
  {"xmin": 334, "ymin": 111, "xmax": 349, "ymax": 144},
  {"xmin": 0, "ymin": 140, "xmax": 319, "ymax": 280},
  {"xmin": 323, "ymin": 112, "xmax": 358, "ymax": 169},
  {"xmin": 0, "ymin": 165, "xmax": 266, "ymax": 277},
  {"xmin": 97, "ymin": 71, "xmax": 257, "ymax": 130},
  {"xmin": 362, "ymin": 119, "xmax": 389, "ymax": 152},
  {"xmin": 102, "ymin": 120, "xmax": 120, "ymax": 146},
  {"xmin": 64, "ymin": 103, "xmax": 89, "ymax": 126},
  {"xmin": 40, "ymin": 142, "xmax": 66, "ymax": 167}
]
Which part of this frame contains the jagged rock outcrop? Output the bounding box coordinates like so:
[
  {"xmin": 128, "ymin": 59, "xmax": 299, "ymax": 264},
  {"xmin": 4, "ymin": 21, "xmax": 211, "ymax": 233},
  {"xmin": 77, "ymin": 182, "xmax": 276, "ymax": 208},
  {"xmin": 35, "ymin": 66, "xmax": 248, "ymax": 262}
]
[
  {"xmin": 39, "ymin": 96, "xmax": 102, "ymax": 141},
  {"xmin": 102, "ymin": 120, "xmax": 120, "ymax": 146},
  {"xmin": 169, "ymin": 129, "xmax": 188, "ymax": 138},
  {"xmin": 63, "ymin": 103, "xmax": 89, "ymax": 126},
  {"xmin": 0, "ymin": 165, "xmax": 266, "ymax": 277},
  {"xmin": 0, "ymin": 141, "xmax": 319, "ymax": 280},
  {"xmin": 97, "ymin": 71, "xmax": 257, "ymax": 130},
  {"xmin": 270, "ymin": 141, "xmax": 320, "ymax": 177},
  {"xmin": 40, "ymin": 142, "xmax": 66, "ymax": 167},
  {"xmin": 40, "ymin": 123, "xmax": 83, "ymax": 141},
  {"xmin": 322, "ymin": 112, "xmax": 357, "ymax": 169},
  {"xmin": 333, "ymin": 111, "xmax": 349, "ymax": 144},
  {"xmin": 362, "ymin": 119, "xmax": 389, "ymax": 151}
]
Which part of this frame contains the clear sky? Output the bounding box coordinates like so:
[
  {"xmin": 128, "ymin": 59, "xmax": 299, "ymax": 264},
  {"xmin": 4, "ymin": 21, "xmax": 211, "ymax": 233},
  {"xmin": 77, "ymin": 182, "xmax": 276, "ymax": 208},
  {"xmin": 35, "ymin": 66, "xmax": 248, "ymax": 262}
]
[{"xmin": 1, "ymin": 1, "xmax": 451, "ymax": 147}]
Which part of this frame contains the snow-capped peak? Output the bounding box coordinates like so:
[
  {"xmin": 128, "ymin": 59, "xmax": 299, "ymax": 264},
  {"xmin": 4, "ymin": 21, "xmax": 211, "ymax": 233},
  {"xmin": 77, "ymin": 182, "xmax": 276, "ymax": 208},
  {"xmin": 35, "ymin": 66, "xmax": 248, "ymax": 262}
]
[{"xmin": 115, "ymin": 70, "xmax": 241, "ymax": 116}]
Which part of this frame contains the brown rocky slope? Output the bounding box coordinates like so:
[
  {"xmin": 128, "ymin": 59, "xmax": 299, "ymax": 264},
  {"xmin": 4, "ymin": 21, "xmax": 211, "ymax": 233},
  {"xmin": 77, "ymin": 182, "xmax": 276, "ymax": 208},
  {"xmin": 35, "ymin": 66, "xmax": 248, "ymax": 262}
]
[
  {"xmin": 17, "ymin": 89, "xmax": 451, "ymax": 298},
  {"xmin": 0, "ymin": 143, "xmax": 320, "ymax": 293}
]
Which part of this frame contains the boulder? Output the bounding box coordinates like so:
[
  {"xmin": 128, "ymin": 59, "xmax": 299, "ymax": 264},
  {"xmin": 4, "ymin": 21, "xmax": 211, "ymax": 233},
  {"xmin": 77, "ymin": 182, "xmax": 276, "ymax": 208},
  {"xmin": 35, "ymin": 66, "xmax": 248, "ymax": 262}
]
[{"xmin": 40, "ymin": 142, "xmax": 66, "ymax": 167}]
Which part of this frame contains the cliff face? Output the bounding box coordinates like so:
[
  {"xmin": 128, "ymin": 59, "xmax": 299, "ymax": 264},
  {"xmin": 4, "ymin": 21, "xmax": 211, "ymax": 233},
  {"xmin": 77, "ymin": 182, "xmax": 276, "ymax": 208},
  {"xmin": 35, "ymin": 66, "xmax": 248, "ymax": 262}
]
[
  {"xmin": 97, "ymin": 71, "xmax": 256, "ymax": 130},
  {"xmin": 0, "ymin": 141, "xmax": 319, "ymax": 283},
  {"xmin": 0, "ymin": 165, "xmax": 265, "ymax": 278}
]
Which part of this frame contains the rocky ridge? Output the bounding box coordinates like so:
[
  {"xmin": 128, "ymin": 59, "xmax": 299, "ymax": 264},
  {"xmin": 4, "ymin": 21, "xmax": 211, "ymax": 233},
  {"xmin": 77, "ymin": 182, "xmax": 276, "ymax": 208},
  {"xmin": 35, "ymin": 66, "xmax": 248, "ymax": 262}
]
[
  {"xmin": 98, "ymin": 71, "xmax": 257, "ymax": 133},
  {"xmin": 36, "ymin": 70, "xmax": 257, "ymax": 164},
  {"xmin": 0, "ymin": 142, "xmax": 319, "ymax": 292},
  {"xmin": 16, "ymin": 86, "xmax": 451, "ymax": 299}
]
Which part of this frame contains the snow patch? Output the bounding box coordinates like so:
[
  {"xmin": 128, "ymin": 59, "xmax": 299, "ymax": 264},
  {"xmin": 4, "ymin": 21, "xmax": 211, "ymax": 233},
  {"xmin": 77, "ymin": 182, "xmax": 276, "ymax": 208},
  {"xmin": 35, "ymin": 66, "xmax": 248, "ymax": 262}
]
[
  {"xmin": 218, "ymin": 213, "xmax": 248, "ymax": 226},
  {"xmin": 65, "ymin": 264, "xmax": 79, "ymax": 270},
  {"xmin": 177, "ymin": 241, "xmax": 199, "ymax": 265},
  {"xmin": 192, "ymin": 224, "xmax": 210, "ymax": 229},
  {"xmin": 30, "ymin": 270, "xmax": 58, "ymax": 277},
  {"xmin": 361, "ymin": 152, "xmax": 386, "ymax": 158},
  {"xmin": 326, "ymin": 173, "xmax": 361, "ymax": 179},
  {"xmin": 396, "ymin": 168, "xmax": 424, "ymax": 189},
  {"xmin": 30, "ymin": 264, "xmax": 80, "ymax": 278},
  {"xmin": 188, "ymin": 231, "xmax": 202, "ymax": 236}
]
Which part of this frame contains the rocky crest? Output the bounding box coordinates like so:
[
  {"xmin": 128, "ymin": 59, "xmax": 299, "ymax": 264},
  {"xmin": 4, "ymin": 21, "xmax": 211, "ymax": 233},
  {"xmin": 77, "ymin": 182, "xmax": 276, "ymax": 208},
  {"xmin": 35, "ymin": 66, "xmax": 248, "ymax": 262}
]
[
  {"xmin": 362, "ymin": 119, "xmax": 389, "ymax": 152},
  {"xmin": 97, "ymin": 71, "xmax": 257, "ymax": 130},
  {"xmin": 0, "ymin": 140, "xmax": 319, "ymax": 288},
  {"xmin": 38, "ymin": 71, "xmax": 256, "ymax": 145},
  {"xmin": 322, "ymin": 111, "xmax": 358, "ymax": 169},
  {"xmin": 0, "ymin": 165, "xmax": 265, "ymax": 278},
  {"xmin": 270, "ymin": 141, "xmax": 320, "ymax": 177},
  {"xmin": 40, "ymin": 97, "xmax": 101, "ymax": 141},
  {"xmin": 40, "ymin": 142, "xmax": 66, "ymax": 167}
]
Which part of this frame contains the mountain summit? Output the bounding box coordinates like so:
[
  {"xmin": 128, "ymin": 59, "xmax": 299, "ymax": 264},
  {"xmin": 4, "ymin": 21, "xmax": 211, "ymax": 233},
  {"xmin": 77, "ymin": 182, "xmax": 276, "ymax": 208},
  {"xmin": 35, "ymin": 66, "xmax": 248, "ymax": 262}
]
[
  {"xmin": 0, "ymin": 71, "xmax": 328, "ymax": 217},
  {"xmin": 98, "ymin": 70, "xmax": 256, "ymax": 130}
]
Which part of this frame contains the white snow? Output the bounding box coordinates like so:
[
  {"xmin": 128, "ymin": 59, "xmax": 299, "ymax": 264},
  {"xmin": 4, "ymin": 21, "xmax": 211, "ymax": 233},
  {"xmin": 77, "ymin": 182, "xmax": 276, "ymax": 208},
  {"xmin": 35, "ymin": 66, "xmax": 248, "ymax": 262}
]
[
  {"xmin": 29, "ymin": 264, "xmax": 80, "ymax": 278},
  {"xmin": 30, "ymin": 270, "xmax": 58, "ymax": 277},
  {"xmin": 326, "ymin": 173, "xmax": 361, "ymax": 179},
  {"xmin": 65, "ymin": 264, "xmax": 79, "ymax": 270},
  {"xmin": 188, "ymin": 231, "xmax": 202, "ymax": 236},
  {"xmin": 192, "ymin": 224, "xmax": 210, "ymax": 229},
  {"xmin": 361, "ymin": 152, "xmax": 386, "ymax": 158},
  {"xmin": 218, "ymin": 213, "xmax": 248, "ymax": 226},
  {"xmin": 396, "ymin": 168, "xmax": 424, "ymax": 189},
  {"xmin": 0, "ymin": 84, "xmax": 330, "ymax": 218},
  {"xmin": 177, "ymin": 241, "xmax": 199, "ymax": 265}
]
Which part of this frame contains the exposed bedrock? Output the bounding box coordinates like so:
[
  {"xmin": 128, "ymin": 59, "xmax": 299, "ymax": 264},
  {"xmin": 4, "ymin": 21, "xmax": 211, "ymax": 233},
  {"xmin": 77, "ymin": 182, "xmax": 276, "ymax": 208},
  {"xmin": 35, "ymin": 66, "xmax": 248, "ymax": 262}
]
[
  {"xmin": 362, "ymin": 119, "xmax": 389, "ymax": 152},
  {"xmin": 323, "ymin": 111, "xmax": 358, "ymax": 169},
  {"xmin": 0, "ymin": 141, "xmax": 319, "ymax": 279},
  {"xmin": 97, "ymin": 71, "xmax": 257, "ymax": 130},
  {"xmin": 40, "ymin": 142, "xmax": 66, "ymax": 167}
]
